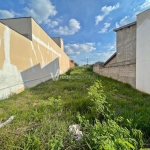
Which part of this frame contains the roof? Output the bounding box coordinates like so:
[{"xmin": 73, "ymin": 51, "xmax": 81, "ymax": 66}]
[
  {"xmin": 102, "ymin": 52, "xmax": 116, "ymax": 67},
  {"xmin": 113, "ymin": 21, "xmax": 136, "ymax": 32}
]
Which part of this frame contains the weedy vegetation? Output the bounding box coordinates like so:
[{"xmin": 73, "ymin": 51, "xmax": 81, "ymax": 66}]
[{"xmin": 0, "ymin": 66, "xmax": 150, "ymax": 149}]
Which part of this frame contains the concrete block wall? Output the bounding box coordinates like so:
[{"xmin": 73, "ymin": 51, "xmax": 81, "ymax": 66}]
[
  {"xmin": 94, "ymin": 9, "xmax": 150, "ymax": 95},
  {"xmin": 96, "ymin": 63, "xmax": 136, "ymax": 87},
  {"xmin": 93, "ymin": 64, "xmax": 100, "ymax": 73},
  {"xmin": 93, "ymin": 23, "xmax": 136, "ymax": 88},
  {"xmin": 117, "ymin": 25, "xmax": 136, "ymax": 63},
  {"xmin": 0, "ymin": 18, "xmax": 70, "ymax": 100},
  {"xmin": 105, "ymin": 55, "xmax": 117, "ymax": 67}
]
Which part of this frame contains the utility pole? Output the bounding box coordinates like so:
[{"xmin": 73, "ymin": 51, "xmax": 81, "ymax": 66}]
[{"xmin": 86, "ymin": 57, "xmax": 88, "ymax": 67}]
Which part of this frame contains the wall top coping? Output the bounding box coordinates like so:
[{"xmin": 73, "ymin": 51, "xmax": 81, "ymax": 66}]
[
  {"xmin": 113, "ymin": 21, "xmax": 136, "ymax": 32},
  {"xmin": 102, "ymin": 52, "xmax": 116, "ymax": 67}
]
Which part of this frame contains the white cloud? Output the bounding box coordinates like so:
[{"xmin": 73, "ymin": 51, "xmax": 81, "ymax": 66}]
[
  {"xmin": 115, "ymin": 0, "xmax": 150, "ymax": 29},
  {"xmin": 116, "ymin": 0, "xmax": 150, "ymax": 29},
  {"xmin": 115, "ymin": 22, "xmax": 120, "ymax": 28},
  {"xmin": 53, "ymin": 19, "xmax": 81, "ymax": 35},
  {"xmin": 97, "ymin": 42, "xmax": 116, "ymax": 61},
  {"xmin": 65, "ymin": 43, "xmax": 96, "ymax": 54},
  {"xmin": 101, "ymin": 3, "xmax": 120, "ymax": 15},
  {"xmin": 95, "ymin": 15, "xmax": 104, "ymax": 25},
  {"xmin": 44, "ymin": 19, "xmax": 59, "ymax": 28},
  {"xmin": 133, "ymin": 0, "xmax": 150, "ymax": 17},
  {"xmin": 99, "ymin": 23, "xmax": 111, "ymax": 33},
  {"xmin": 95, "ymin": 3, "xmax": 120, "ymax": 25},
  {"xmin": 139, "ymin": 0, "xmax": 150, "ymax": 11},
  {"xmin": 97, "ymin": 50, "xmax": 115, "ymax": 60},
  {"xmin": 24, "ymin": 0, "xmax": 57, "ymax": 24},
  {"xmin": 49, "ymin": 20, "xmax": 59, "ymax": 28},
  {"xmin": 70, "ymin": 56, "xmax": 76, "ymax": 59},
  {"xmin": 107, "ymin": 43, "xmax": 116, "ymax": 51},
  {"xmin": 0, "ymin": 10, "xmax": 14, "ymax": 19},
  {"xmin": 120, "ymin": 16, "xmax": 131, "ymax": 25},
  {"xmin": 116, "ymin": 15, "xmax": 135, "ymax": 28}
]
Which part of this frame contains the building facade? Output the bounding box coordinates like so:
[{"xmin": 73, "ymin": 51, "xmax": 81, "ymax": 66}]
[
  {"xmin": 93, "ymin": 9, "xmax": 150, "ymax": 94},
  {"xmin": 70, "ymin": 60, "xmax": 75, "ymax": 68},
  {"xmin": 0, "ymin": 17, "xmax": 70, "ymax": 100},
  {"xmin": 136, "ymin": 9, "xmax": 150, "ymax": 94}
]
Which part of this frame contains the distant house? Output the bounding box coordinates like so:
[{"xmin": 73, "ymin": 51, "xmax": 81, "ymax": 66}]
[
  {"xmin": 93, "ymin": 8, "xmax": 150, "ymax": 95},
  {"xmin": 70, "ymin": 60, "xmax": 75, "ymax": 68}
]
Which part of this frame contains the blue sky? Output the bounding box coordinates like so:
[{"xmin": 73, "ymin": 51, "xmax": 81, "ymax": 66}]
[{"xmin": 0, "ymin": 0, "xmax": 150, "ymax": 65}]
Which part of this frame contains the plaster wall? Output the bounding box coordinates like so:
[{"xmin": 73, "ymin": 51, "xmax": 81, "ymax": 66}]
[
  {"xmin": 0, "ymin": 19, "xmax": 69, "ymax": 100},
  {"xmin": 31, "ymin": 19, "xmax": 69, "ymax": 74},
  {"xmin": 136, "ymin": 9, "xmax": 150, "ymax": 94}
]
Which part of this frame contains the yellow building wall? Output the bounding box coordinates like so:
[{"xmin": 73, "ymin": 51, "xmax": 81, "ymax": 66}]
[
  {"xmin": 0, "ymin": 20, "xmax": 70, "ymax": 100},
  {"xmin": 31, "ymin": 19, "xmax": 70, "ymax": 74}
]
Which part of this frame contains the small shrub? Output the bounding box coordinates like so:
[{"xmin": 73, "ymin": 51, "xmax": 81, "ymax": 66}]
[{"xmin": 76, "ymin": 80, "xmax": 144, "ymax": 150}]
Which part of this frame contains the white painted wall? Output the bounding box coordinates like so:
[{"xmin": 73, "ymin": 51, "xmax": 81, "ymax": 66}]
[
  {"xmin": 136, "ymin": 9, "xmax": 150, "ymax": 94},
  {"xmin": 0, "ymin": 26, "xmax": 24, "ymax": 99}
]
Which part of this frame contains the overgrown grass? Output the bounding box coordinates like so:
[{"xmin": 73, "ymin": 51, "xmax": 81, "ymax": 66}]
[
  {"xmin": 99, "ymin": 76, "xmax": 150, "ymax": 139},
  {"xmin": 0, "ymin": 66, "xmax": 150, "ymax": 149}
]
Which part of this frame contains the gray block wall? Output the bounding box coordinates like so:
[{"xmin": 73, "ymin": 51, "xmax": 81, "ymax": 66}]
[
  {"xmin": 94, "ymin": 63, "xmax": 136, "ymax": 87},
  {"xmin": 117, "ymin": 24, "xmax": 136, "ymax": 63},
  {"xmin": 93, "ymin": 24, "xmax": 136, "ymax": 88},
  {"xmin": 105, "ymin": 55, "xmax": 117, "ymax": 67}
]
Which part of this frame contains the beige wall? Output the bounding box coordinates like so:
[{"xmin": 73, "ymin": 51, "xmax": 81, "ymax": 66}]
[
  {"xmin": 0, "ymin": 23, "xmax": 5, "ymax": 70},
  {"xmin": 0, "ymin": 19, "xmax": 69, "ymax": 100},
  {"xmin": 31, "ymin": 19, "xmax": 69, "ymax": 74}
]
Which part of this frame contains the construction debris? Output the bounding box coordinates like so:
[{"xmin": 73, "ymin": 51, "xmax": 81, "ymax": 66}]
[
  {"xmin": 0, "ymin": 116, "xmax": 15, "ymax": 129},
  {"xmin": 69, "ymin": 124, "xmax": 83, "ymax": 141}
]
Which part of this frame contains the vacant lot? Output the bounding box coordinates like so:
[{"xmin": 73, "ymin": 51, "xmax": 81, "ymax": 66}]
[{"xmin": 0, "ymin": 67, "xmax": 150, "ymax": 149}]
